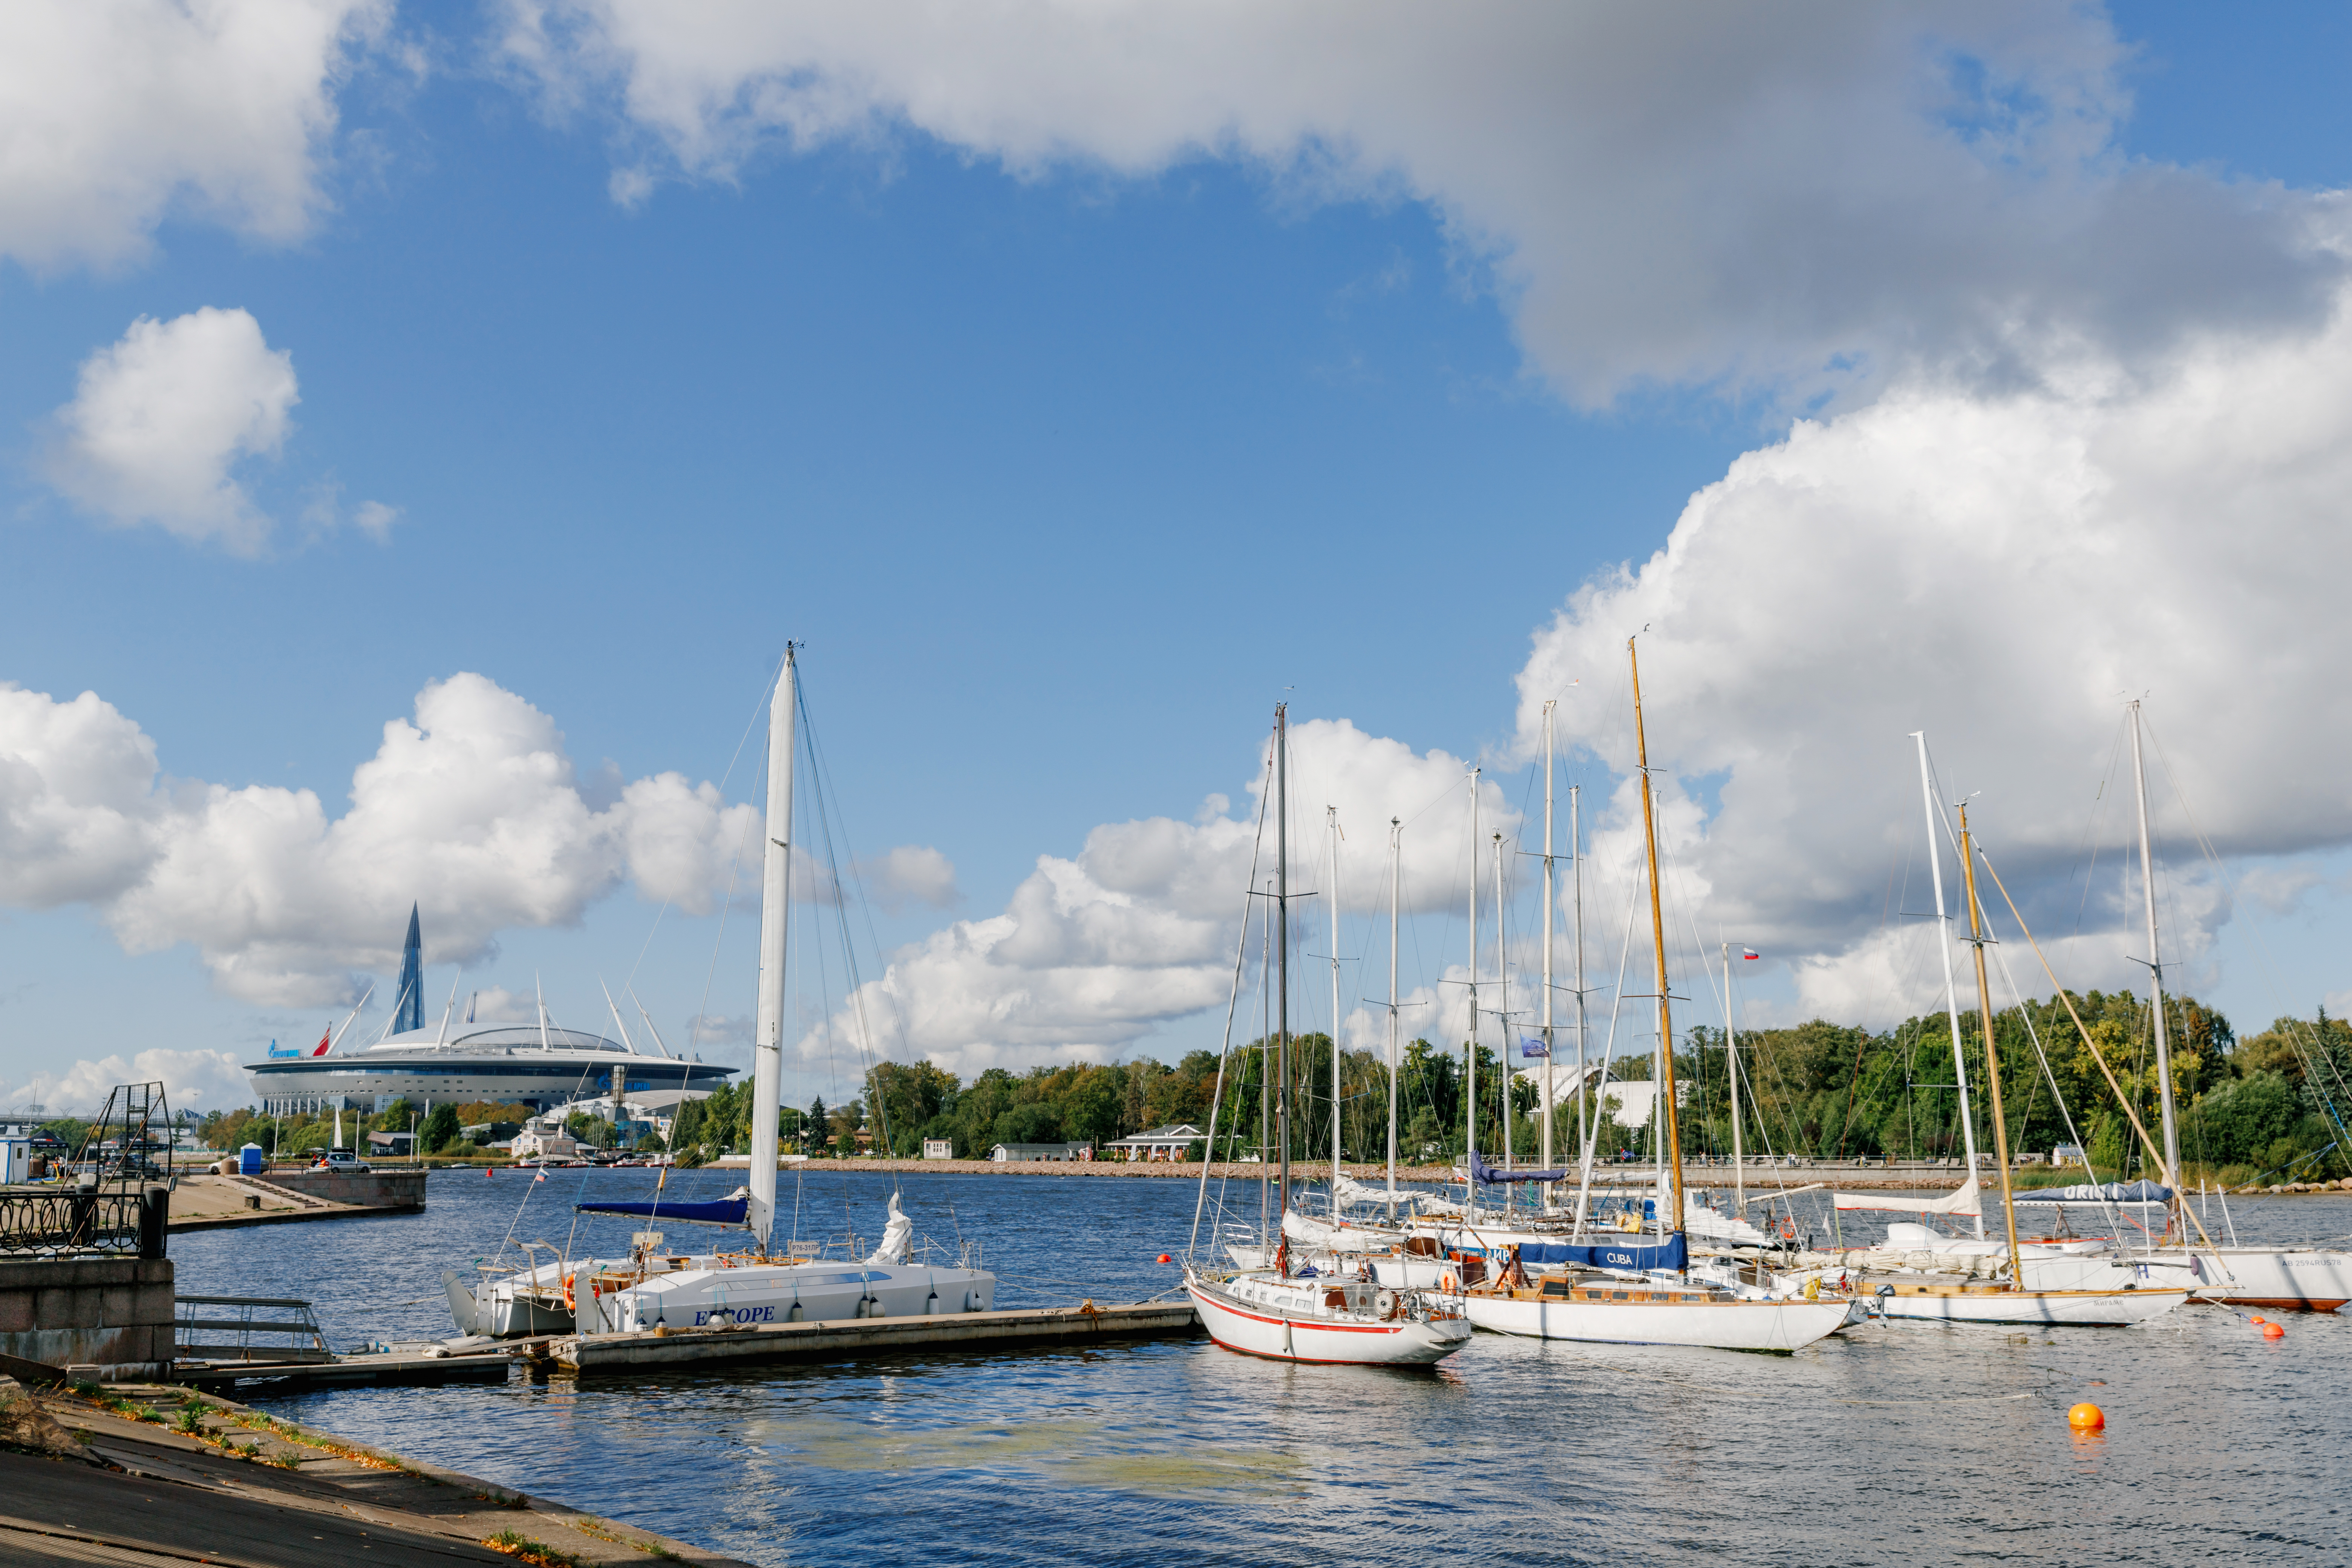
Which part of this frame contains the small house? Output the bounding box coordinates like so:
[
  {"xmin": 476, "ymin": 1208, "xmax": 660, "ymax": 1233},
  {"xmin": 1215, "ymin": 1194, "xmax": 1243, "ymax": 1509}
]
[
  {"xmin": 1104, "ymin": 1124, "xmax": 1206, "ymax": 1162},
  {"xmin": 989, "ymin": 1141, "xmax": 1093, "ymax": 1163},
  {"xmin": 922, "ymin": 1139, "xmax": 956, "ymax": 1160}
]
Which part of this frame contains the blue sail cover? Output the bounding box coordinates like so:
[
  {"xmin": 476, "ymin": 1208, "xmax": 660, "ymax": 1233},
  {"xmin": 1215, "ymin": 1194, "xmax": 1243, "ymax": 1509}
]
[
  {"xmin": 1509, "ymin": 1234, "xmax": 1689, "ymax": 1273},
  {"xmin": 574, "ymin": 1194, "xmax": 748, "ymax": 1227},
  {"xmin": 2011, "ymin": 1180, "xmax": 2172, "ymax": 1204},
  {"xmin": 1467, "ymin": 1150, "xmax": 1576, "ymax": 1186}
]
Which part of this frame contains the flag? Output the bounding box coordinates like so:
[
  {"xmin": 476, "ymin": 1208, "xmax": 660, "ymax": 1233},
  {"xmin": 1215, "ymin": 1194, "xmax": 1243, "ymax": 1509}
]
[
  {"xmin": 311, "ymin": 1027, "xmax": 332, "ymax": 1057},
  {"xmin": 534, "ymin": 1170, "xmax": 547, "ymax": 1182},
  {"xmin": 467, "ymin": 991, "xmax": 476, "ymax": 1024},
  {"xmin": 1520, "ymin": 1036, "xmax": 1548, "ymax": 1059},
  {"xmin": 1741, "ymin": 948, "xmax": 1760, "ymax": 961}
]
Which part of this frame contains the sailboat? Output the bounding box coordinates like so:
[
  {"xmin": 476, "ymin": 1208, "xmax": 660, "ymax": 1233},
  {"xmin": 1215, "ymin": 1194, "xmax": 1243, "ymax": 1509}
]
[
  {"xmin": 1855, "ymin": 738, "xmax": 2185, "ymax": 1328},
  {"xmin": 1455, "ymin": 637, "xmax": 1851, "ymax": 1352},
  {"xmin": 2094, "ymin": 701, "xmax": 2352, "ymax": 1309},
  {"xmin": 446, "ymin": 648, "xmax": 994, "ymax": 1341},
  {"xmin": 1184, "ymin": 703, "xmax": 1473, "ymax": 1366}
]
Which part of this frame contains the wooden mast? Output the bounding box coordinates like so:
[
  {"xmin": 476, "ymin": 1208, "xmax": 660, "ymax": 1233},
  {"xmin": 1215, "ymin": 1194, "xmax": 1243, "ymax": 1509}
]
[
  {"xmin": 1629, "ymin": 637, "xmax": 1686, "ymax": 1239},
  {"xmin": 1958, "ymin": 802, "xmax": 2024, "ymax": 1285}
]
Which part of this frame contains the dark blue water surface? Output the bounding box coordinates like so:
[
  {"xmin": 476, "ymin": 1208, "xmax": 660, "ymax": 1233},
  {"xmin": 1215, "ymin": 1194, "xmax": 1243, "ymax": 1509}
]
[{"xmin": 169, "ymin": 1170, "xmax": 2352, "ymax": 1566}]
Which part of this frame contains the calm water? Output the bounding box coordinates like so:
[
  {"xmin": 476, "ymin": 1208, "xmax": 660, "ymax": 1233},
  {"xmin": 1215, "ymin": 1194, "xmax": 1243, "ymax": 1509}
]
[{"xmin": 171, "ymin": 1169, "xmax": 2352, "ymax": 1566}]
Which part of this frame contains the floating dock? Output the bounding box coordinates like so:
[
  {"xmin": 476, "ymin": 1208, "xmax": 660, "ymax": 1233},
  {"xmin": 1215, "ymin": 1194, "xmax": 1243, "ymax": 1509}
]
[
  {"xmin": 175, "ymin": 1348, "xmax": 514, "ymax": 1389},
  {"xmin": 555, "ymin": 1300, "xmax": 1200, "ymax": 1374}
]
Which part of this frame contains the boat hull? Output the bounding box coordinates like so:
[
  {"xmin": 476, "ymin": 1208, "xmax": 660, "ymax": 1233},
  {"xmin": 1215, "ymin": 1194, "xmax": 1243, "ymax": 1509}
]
[
  {"xmin": 1864, "ymin": 1280, "xmax": 2188, "ymax": 1325},
  {"xmin": 582, "ymin": 1262, "xmax": 995, "ymax": 1334},
  {"xmin": 1460, "ymin": 1289, "xmax": 1849, "ymax": 1352},
  {"xmin": 2139, "ymin": 1247, "xmax": 2352, "ymax": 1311},
  {"xmin": 1187, "ymin": 1278, "xmax": 1470, "ymax": 1366}
]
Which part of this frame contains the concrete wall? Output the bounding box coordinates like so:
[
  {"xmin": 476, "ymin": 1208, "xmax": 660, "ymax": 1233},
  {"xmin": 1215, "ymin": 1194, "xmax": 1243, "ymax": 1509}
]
[
  {"xmin": 0, "ymin": 1257, "xmax": 174, "ymax": 1380},
  {"xmin": 261, "ymin": 1169, "xmax": 426, "ymax": 1209}
]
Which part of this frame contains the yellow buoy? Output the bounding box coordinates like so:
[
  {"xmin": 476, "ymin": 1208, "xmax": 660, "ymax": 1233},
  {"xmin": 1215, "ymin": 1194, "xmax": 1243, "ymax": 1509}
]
[{"xmin": 2067, "ymin": 1403, "xmax": 2104, "ymax": 1430}]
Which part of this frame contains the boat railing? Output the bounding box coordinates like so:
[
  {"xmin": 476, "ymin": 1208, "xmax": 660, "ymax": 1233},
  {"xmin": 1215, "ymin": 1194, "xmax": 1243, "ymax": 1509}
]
[{"xmin": 175, "ymin": 1294, "xmax": 334, "ymax": 1364}]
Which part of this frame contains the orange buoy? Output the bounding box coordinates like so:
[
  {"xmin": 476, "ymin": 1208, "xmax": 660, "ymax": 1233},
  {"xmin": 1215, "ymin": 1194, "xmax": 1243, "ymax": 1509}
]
[
  {"xmin": 2067, "ymin": 1403, "xmax": 2104, "ymax": 1431},
  {"xmin": 1156, "ymin": 1253, "xmax": 1173, "ymax": 1264},
  {"xmin": 2263, "ymin": 1322, "xmax": 2286, "ymax": 1339},
  {"xmin": 2250, "ymin": 1314, "xmax": 2266, "ymax": 1325}
]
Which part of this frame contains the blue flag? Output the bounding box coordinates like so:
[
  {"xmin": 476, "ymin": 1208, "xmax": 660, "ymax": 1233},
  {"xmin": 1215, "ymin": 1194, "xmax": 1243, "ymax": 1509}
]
[{"xmin": 1520, "ymin": 1035, "xmax": 1548, "ymax": 1058}]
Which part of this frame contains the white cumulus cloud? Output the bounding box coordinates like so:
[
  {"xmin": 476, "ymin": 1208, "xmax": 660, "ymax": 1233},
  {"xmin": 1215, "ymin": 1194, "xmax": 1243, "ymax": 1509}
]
[
  {"xmin": 0, "ymin": 672, "xmax": 763, "ymax": 1005},
  {"xmin": 497, "ymin": 0, "xmax": 2344, "ymax": 404},
  {"xmin": 0, "ymin": 1048, "xmax": 250, "ymax": 1115},
  {"xmin": 1513, "ymin": 276, "xmax": 2352, "ymax": 1024},
  {"xmin": 0, "ymin": 0, "xmax": 390, "ymax": 271}
]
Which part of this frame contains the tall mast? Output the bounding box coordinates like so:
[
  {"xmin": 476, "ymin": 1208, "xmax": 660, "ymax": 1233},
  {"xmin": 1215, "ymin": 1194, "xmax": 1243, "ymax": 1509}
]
[
  {"xmin": 1572, "ymin": 783, "xmax": 1588, "ymax": 1163},
  {"xmin": 1276, "ymin": 704, "xmax": 1291, "ymax": 1261},
  {"xmin": 1958, "ymin": 803, "xmax": 2023, "ymax": 1283},
  {"xmin": 2128, "ymin": 701, "xmax": 2182, "ymax": 1202},
  {"xmin": 1494, "ymin": 830, "xmax": 1510, "ymax": 1177},
  {"xmin": 1387, "ymin": 817, "xmax": 1401, "ymax": 1216},
  {"xmin": 1541, "ymin": 701, "xmax": 1556, "ymax": 1191},
  {"xmin": 1629, "ymin": 637, "xmax": 1686, "ymax": 1239},
  {"xmin": 1465, "ymin": 767, "xmax": 1480, "ymax": 1199},
  {"xmin": 1911, "ymin": 731, "xmax": 1985, "ymax": 1236},
  {"xmin": 1328, "ymin": 804, "xmax": 1343, "ymax": 1215},
  {"xmin": 1259, "ymin": 873, "xmax": 1272, "ymax": 1248},
  {"xmin": 749, "ymin": 645, "xmax": 797, "ymax": 1255},
  {"xmin": 1724, "ymin": 943, "xmax": 1743, "ymax": 1214}
]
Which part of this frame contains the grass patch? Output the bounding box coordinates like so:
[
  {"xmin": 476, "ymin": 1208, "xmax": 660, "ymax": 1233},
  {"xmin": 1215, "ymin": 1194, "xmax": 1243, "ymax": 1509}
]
[{"xmin": 483, "ymin": 1530, "xmax": 580, "ymax": 1568}]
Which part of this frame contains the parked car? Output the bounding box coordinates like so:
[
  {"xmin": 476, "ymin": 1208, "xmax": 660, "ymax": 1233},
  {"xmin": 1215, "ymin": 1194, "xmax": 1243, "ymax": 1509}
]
[{"xmin": 312, "ymin": 1147, "xmax": 372, "ymax": 1172}]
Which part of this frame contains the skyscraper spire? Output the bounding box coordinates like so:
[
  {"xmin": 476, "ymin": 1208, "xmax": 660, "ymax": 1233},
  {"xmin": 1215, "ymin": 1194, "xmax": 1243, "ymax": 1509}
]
[{"xmin": 395, "ymin": 904, "xmax": 424, "ymax": 1035}]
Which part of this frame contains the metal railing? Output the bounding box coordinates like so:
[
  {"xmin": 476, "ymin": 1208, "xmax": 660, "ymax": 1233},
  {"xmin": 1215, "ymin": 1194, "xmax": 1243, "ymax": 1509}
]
[
  {"xmin": 174, "ymin": 1295, "xmax": 333, "ymax": 1365},
  {"xmin": 0, "ymin": 1189, "xmax": 143, "ymax": 1256}
]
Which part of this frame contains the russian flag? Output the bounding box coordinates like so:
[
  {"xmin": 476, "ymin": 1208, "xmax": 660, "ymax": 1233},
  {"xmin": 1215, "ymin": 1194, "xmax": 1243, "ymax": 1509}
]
[{"xmin": 1741, "ymin": 948, "xmax": 1760, "ymax": 961}]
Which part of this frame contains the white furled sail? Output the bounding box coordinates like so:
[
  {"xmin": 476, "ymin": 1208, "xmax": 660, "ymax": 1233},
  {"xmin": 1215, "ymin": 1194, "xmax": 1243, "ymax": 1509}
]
[
  {"xmin": 864, "ymin": 1193, "xmax": 914, "ymax": 1265},
  {"xmin": 748, "ymin": 648, "xmax": 796, "ymax": 1254},
  {"xmin": 1834, "ymin": 1177, "xmax": 1980, "ymax": 1217}
]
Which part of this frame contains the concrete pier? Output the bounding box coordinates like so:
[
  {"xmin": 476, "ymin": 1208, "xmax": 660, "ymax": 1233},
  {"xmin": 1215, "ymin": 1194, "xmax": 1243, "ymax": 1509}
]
[
  {"xmin": 556, "ymin": 1300, "xmax": 1201, "ymax": 1374},
  {"xmin": 0, "ymin": 1256, "xmax": 175, "ymax": 1380}
]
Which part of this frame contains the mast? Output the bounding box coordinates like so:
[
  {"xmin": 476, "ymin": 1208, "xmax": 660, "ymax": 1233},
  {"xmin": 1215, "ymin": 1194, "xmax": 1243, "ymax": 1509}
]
[
  {"xmin": 1724, "ymin": 943, "xmax": 1743, "ymax": 1213},
  {"xmin": 1911, "ymin": 731, "xmax": 1986, "ymax": 1237},
  {"xmin": 1276, "ymin": 704, "xmax": 1291, "ymax": 1264},
  {"xmin": 2128, "ymin": 701, "xmax": 2182, "ymax": 1203},
  {"xmin": 748, "ymin": 645, "xmax": 796, "ymax": 1255},
  {"xmin": 1541, "ymin": 701, "xmax": 1556, "ymax": 1193},
  {"xmin": 1629, "ymin": 637, "xmax": 1686, "ymax": 1240},
  {"xmin": 1573, "ymin": 783, "xmax": 1588, "ymax": 1163},
  {"xmin": 1328, "ymin": 804, "xmax": 1343, "ymax": 1214},
  {"xmin": 1958, "ymin": 802, "xmax": 2024, "ymax": 1283},
  {"xmin": 1259, "ymin": 874, "xmax": 1272, "ymax": 1249},
  {"xmin": 1387, "ymin": 816, "xmax": 1401, "ymax": 1217},
  {"xmin": 1494, "ymin": 829, "xmax": 1509, "ymax": 1178},
  {"xmin": 1465, "ymin": 767, "xmax": 1481, "ymax": 1202}
]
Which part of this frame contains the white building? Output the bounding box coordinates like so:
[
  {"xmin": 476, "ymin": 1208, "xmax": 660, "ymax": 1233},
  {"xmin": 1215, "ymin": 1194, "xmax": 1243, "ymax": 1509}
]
[
  {"xmin": 922, "ymin": 1139, "xmax": 955, "ymax": 1159},
  {"xmin": 1103, "ymin": 1124, "xmax": 1205, "ymax": 1162}
]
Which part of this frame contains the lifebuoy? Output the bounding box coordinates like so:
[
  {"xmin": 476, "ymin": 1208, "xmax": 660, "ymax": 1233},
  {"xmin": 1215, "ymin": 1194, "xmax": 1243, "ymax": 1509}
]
[
  {"xmin": 1439, "ymin": 1272, "xmax": 1458, "ymax": 1293},
  {"xmin": 561, "ymin": 1272, "xmax": 576, "ymax": 1311},
  {"xmin": 1778, "ymin": 1216, "xmax": 1797, "ymax": 1241}
]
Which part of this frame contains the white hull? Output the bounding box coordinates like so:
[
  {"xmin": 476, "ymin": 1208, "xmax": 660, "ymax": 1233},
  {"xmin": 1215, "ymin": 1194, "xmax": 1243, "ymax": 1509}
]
[
  {"xmin": 1187, "ymin": 1273, "xmax": 1471, "ymax": 1366},
  {"xmin": 2139, "ymin": 1246, "xmax": 2352, "ymax": 1309},
  {"xmin": 1461, "ymin": 1288, "xmax": 1849, "ymax": 1352},
  {"xmin": 576, "ymin": 1259, "xmax": 994, "ymax": 1332},
  {"xmin": 1868, "ymin": 1281, "xmax": 2187, "ymax": 1325}
]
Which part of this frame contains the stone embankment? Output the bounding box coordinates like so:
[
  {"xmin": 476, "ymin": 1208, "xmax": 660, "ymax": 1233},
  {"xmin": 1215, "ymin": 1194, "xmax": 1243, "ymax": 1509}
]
[
  {"xmin": 165, "ymin": 1169, "xmax": 427, "ymax": 1231},
  {"xmin": 0, "ymin": 1374, "xmax": 747, "ymax": 1566}
]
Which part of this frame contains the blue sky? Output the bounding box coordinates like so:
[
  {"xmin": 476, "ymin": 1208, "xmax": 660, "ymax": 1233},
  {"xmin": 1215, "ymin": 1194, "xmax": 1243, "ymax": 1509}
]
[{"xmin": 5, "ymin": 2, "xmax": 2352, "ymax": 1113}]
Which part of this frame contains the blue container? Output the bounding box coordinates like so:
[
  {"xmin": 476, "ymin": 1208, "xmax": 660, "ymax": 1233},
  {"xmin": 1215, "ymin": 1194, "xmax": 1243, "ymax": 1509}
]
[{"xmin": 239, "ymin": 1143, "xmax": 265, "ymax": 1175}]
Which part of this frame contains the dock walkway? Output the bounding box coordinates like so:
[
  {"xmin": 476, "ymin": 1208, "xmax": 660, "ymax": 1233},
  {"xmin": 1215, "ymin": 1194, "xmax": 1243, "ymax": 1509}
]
[{"xmin": 557, "ymin": 1300, "xmax": 1200, "ymax": 1373}]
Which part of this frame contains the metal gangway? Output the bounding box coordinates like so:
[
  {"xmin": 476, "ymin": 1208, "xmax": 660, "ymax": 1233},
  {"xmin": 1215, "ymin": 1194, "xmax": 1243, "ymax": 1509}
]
[{"xmin": 174, "ymin": 1295, "xmax": 334, "ymax": 1365}]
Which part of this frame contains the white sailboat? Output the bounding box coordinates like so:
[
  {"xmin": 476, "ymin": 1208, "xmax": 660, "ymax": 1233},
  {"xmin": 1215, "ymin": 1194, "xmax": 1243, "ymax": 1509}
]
[
  {"xmin": 1859, "ymin": 747, "xmax": 2184, "ymax": 1328},
  {"xmin": 1456, "ymin": 637, "xmax": 1851, "ymax": 1352},
  {"xmin": 448, "ymin": 648, "xmax": 992, "ymax": 1341},
  {"xmin": 1185, "ymin": 703, "xmax": 1473, "ymax": 1367}
]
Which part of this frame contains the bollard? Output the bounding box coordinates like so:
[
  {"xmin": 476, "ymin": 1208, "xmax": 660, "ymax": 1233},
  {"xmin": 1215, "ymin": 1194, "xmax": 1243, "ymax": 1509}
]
[{"xmin": 139, "ymin": 1184, "xmax": 170, "ymax": 1259}]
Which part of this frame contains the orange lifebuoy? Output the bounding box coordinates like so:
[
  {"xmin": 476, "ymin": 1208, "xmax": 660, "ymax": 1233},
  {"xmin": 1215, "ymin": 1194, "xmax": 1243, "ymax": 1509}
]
[
  {"xmin": 1439, "ymin": 1272, "xmax": 1458, "ymax": 1293},
  {"xmin": 1778, "ymin": 1216, "xmax": 1796, "ymax": 1241},
  {"xmin": 561, "ymin": 1272, "xmax": 576, "ymax": 1311}
]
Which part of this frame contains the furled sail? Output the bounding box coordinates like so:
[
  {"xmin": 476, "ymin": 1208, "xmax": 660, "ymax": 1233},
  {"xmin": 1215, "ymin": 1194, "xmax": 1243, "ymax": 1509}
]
[
  {"xmin": 1833, "ymin": 1177, "xmax": 1981, "ymax": 1217},
  {"xmin": 1508, "ymin": 1234, "xmax": 1689, "ymax": 1272},
  {"xmin": 574, "ymin": 1185, "xmax": 750, "ymax": 1227},
  {"xmin": 2011, "ymin": 1180, "xmax": 2172, "ymax": 1204},
  {"xmin": 1467, "ymin": 1150, "xmax": 1573, "ymax": 1186}
]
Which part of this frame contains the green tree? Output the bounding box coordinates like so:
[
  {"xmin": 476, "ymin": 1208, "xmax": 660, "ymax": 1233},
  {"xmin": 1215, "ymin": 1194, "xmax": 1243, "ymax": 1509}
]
[{"xmin": 420, "ymin": 1103, "xmax": 462, "ymax": 1153}]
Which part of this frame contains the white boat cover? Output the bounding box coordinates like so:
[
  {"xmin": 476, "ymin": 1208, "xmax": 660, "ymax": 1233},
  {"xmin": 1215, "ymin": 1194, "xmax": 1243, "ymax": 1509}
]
[
  {"xmin": 1333, "ymin": 1174, "xmax": 1443, "ymax": 1213},
  {"xmin": 863, "ymin": 1193, "xmax": 914, "ymax": 1265},
  {"xmin": 1833, "ymin": 1177, "xmax": 1980, "ymax": 1217}
]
